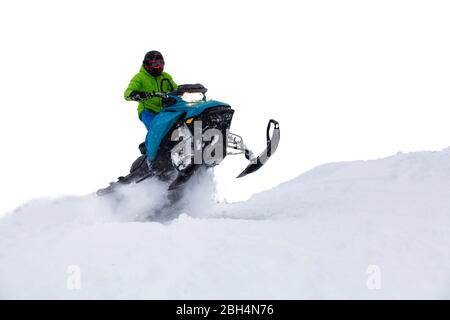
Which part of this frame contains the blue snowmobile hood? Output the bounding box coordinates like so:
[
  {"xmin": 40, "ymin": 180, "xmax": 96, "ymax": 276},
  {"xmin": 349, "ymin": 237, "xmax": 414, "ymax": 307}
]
[{"xmin": 146, "ymin": 98, "xmax": 231, "ymax": 161}]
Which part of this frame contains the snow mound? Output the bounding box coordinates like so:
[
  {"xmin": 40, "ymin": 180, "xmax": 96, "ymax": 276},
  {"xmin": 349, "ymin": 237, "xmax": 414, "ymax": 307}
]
[{"xmin": 1, "ymin": 148, "xmax": 450, "ymax": 299}]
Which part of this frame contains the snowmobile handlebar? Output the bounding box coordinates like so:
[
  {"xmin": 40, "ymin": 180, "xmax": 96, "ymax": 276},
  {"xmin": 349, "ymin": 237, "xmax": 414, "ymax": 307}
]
[
  {"xmin": 143, "ymin": 91, "xmax": 169, "ymax": 99},
  {"xmin": 144, "ymin": 84, "xmax": 208, "ymax": 99}
]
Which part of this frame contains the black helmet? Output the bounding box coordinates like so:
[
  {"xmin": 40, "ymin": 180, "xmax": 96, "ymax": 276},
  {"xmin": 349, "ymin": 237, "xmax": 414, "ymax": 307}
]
[{"xmin": 143, "ymin": 50, "xmax": 165, "ymax": 76}]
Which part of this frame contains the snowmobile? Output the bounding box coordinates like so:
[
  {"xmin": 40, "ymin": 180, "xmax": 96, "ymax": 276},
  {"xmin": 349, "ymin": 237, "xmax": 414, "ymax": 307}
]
[{"xmin": 97, "ymin": 84, "xmax": 280, "ymax": 196}]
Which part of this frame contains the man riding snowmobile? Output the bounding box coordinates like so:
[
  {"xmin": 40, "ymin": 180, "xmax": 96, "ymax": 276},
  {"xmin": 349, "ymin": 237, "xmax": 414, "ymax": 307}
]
[
  {"xmin": 124, "ymin": 50, "xmax": 177, "ymax": 171},
  {"xmin": 96, "ymin": 53, "xmax": 280, "ymax": 197}
]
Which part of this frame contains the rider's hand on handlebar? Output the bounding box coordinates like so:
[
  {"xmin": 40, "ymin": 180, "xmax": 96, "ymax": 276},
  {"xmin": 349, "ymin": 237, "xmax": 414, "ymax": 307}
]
[{"xmin": 129, "ymin": 91, "xmax": 154, "ymax": 101}]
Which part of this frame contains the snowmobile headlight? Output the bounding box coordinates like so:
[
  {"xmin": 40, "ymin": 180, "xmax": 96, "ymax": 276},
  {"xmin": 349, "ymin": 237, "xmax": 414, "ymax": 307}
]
[{"xmin": 181, "ymin": 92, "xmax": 205, "ymax": 103}]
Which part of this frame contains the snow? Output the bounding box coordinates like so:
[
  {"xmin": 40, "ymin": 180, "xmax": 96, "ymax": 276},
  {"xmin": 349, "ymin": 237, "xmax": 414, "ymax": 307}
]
[{"xmin": 1, "ymin": 148, "xmax": 450, "ymax": 299}]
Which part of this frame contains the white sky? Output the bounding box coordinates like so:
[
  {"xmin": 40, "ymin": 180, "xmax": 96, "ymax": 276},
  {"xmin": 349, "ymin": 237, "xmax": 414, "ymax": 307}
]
[{"xmin": 1, "ymin": 0, "xmax": 449, "ymax": 215}]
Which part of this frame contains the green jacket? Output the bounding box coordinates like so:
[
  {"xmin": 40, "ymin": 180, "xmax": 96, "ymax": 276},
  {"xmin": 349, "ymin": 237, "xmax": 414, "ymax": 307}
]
[{"xmin": 124, "ymin": 66, "xmax": 177, "ymax": 117}]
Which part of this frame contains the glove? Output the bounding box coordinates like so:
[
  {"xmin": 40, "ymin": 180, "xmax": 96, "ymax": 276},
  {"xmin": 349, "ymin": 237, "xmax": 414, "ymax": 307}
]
[{"xmin": 129, "ymin": 91, "xmax": 153, "ymax": 101}]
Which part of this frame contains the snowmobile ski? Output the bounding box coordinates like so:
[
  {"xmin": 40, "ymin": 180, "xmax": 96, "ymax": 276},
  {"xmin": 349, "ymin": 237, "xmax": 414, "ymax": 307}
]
[{"xmin": 235, "ymin": 119, "xmax": 280, "ymax": 178}]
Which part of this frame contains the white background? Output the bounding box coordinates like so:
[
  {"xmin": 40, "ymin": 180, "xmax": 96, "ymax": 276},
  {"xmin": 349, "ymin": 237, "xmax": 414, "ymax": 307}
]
[{"xmin": 0, "ymin": 0, "xmax": 449, "ymax": 215}]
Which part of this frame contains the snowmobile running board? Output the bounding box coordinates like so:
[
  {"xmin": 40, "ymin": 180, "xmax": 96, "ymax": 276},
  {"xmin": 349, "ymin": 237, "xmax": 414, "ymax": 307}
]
[{"xmin": 235, "ymin": 119, "xmax": 280, "ymax": 178}]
